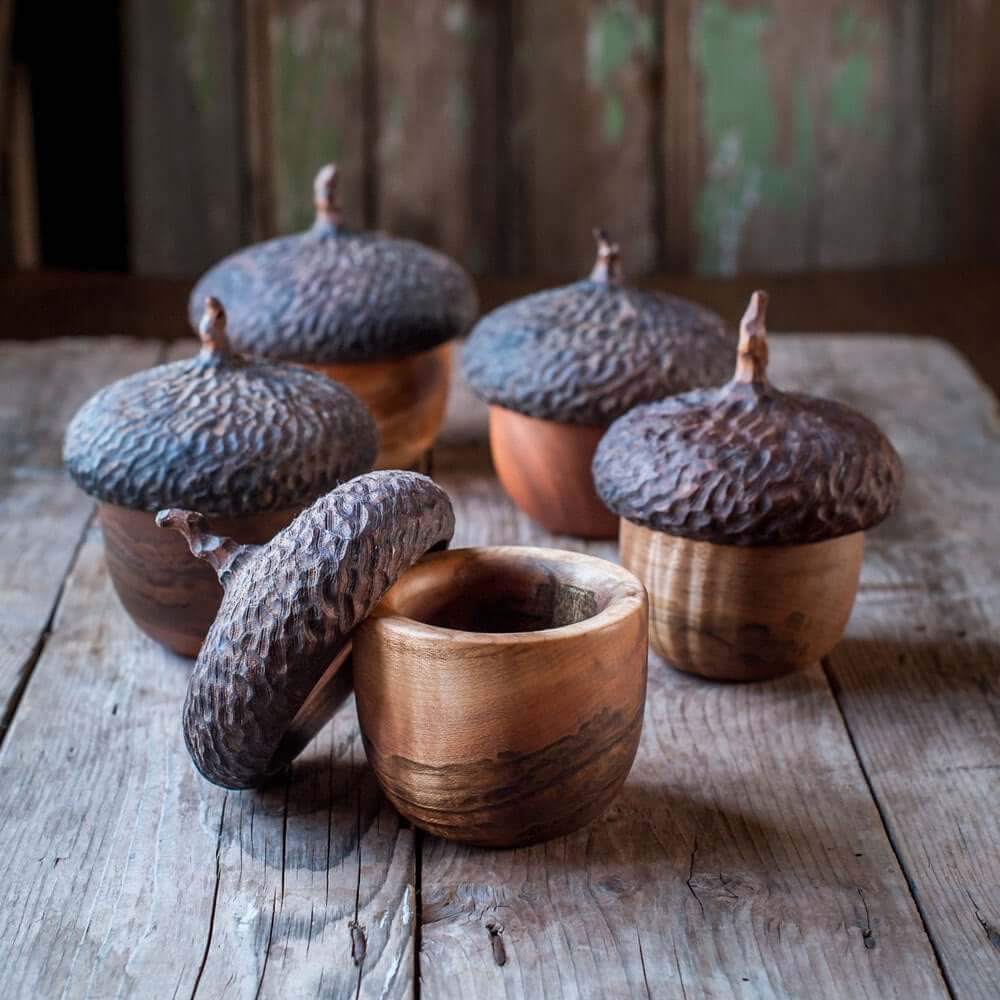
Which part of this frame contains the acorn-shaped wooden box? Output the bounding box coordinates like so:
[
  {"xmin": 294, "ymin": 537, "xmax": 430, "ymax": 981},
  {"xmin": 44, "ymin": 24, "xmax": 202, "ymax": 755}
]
[
  {"xmin": 161, "ymin": 471, "xmax": 648, "ymax": 848},
  {"xmin": 593, "ymin": 291, "xmax": 904, "ymax": 681},
  {"xmin": 462, "ymin": 230, "xmax": 734, "ymax": 538},
  {"xmin": 189, "ymin": 163, "xmax": 478, "ymax": 470},
  {"xmin": 63, "ymin": 298, "xmax": 377, "ymax": 656}
]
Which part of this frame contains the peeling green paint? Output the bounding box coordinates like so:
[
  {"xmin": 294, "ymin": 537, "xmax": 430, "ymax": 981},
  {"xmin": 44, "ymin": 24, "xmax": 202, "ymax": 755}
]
[
  {"xmin": 170, "ymin": 0, "xmax": 217, "ymax": 114},
  {"xmin": 693, "ymin": 0, "xmax": 816, "ymax": 274},
  {"xmin": 836, "ymin": 8, "xmax": 859, "ymax": 42},
  {"xmin": 587, "ymin": 3, "xmax": 654, "ymax": 85},
  {"xmin": 586, "ymin": 2, "xmax": 655, "ymax": 147},
  {"xmin": 830, "ymin": 52, "xmax": 871, "ymax": 125},
  {"xmin": 604, "ymin": 93, "xmax": 626, "ymax": 143},
  {"xmin": 274, "ymin": 15, "xmax": 352, "ymax": 232},
  {"xmin": 830, "ymin": 7, "xmax": 881, "ymax": 128}
]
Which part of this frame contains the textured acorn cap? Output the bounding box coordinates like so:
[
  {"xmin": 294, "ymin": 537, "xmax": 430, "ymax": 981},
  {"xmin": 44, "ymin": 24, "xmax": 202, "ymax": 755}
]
[
  {"xmin": 462, "ymin": 230, "xmax": 735, "ymax": 425},
  {"xmin": 593, "ymin": 291, "xmax": 904, "ymax": 546},
  {"xmin": 64, "ymin": 298, "xmax": 378, "ymax": 516},
  {"xmin": 159, "ymin": 471, "xmax": 455, "ymax": 789},
  {"xmin": 188, "ymin": 163, "xmax": 478, "ymax": 364}
]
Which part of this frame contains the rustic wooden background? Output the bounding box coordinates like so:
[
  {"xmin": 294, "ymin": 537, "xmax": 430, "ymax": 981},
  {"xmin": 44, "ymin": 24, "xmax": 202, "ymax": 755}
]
[{"xmin": 122, "ymin": 0, "xmax": 1000, "ymax": 278}]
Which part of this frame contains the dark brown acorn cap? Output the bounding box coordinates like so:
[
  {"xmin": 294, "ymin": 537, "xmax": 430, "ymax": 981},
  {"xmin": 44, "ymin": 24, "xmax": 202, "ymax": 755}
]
[
  {"xmin": 461, "ymin": 229, "xmax": 735, "ymax": 425},
  {"xmin": 159, "ymin": 471, "xmax": 455, "ymax": 789},
  {"xmin": 593, "ymin": 291, "xmax": 904, "ymax": 546},
  {"xmin": 188, "ymin": 163, "xmax": 478, "ymax": 364},
  {"xmin": 64, "ymin": 298, "xmax": 378, "ymax": 516}
]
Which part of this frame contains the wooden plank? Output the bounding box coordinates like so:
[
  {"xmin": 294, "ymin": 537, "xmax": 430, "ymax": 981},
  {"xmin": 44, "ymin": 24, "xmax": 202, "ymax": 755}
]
[
  {"xmin": 670, "ymin": 0, "xmax": 942, "ymax": 275},
  {"xmin": 936, "ymin": 0, "xmax": 1000, "ymax": 259},
  {"xmin": 125, "ymin": 0, "xmax": 246, "ymax": 274},
  {"xmin": 0, "ymin": 525, "xmax": 416, "ymax": 998},
  {"xmin": 246, "ymin": 0, "xmax": 368, "ymax": 238},
  {"xmin": 373, "ymin": 1, "xmax": 502, "ymax": 272},
  {"xmin": 510, "ymin": 0, "xmax": 661, "ymax": 275},
  {"xmin": 0, "ymin": 338, "xmax": 161, "ymax": 730},
  {"xmin": 421, "ymin": 338, "xmax": 950, "ymax": 998},
  {"xmin": 786, "ymin": 336, "xmax": 1000, "ymax": 997}
]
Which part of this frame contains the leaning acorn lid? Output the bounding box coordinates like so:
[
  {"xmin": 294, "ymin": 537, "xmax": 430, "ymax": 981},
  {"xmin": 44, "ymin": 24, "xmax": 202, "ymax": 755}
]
[
  {"xmin": 64, "ymin": 298, "xmax": 378, "ymax": 516},
  {"xmin": 462, "ymin": 229, "xmax": 736, "ymax": 425},
  {"xmin": 593, "ymin": 291, "xmax": 904, "ymax": 546},
  {"xmin": 188, "ymin": 163, "xmax": 479, "ymax": 364},
  {"xmin": 159, "ymin": 471, "xmax": 455, "ymax": 789}
]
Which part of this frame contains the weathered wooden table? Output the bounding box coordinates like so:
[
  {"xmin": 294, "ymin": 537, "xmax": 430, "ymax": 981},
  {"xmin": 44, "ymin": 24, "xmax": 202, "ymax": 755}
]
[{"xmin": 0, "ymin": 333, "xmax": 997, "ymax": 999}]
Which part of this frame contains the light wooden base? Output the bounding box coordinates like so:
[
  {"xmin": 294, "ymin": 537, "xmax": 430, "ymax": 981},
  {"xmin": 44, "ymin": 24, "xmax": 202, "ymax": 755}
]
[
  {"xmin": 619, "ymin": 520, "xmax": 864, "ymax": 681},
  {"xmin": 353, "ymin": 546, "xmax": 648, "ymax": 847},
  {"xmin": 488, "ymin": 406, "xmax": 618, "ymax": 538},
  {"xmin": 98, "ymin": 503, "xmax": 299, "ymax": 657},
  {"xmin": 310, "ymin": 341, "xmax": 452, "ymax": 471}
]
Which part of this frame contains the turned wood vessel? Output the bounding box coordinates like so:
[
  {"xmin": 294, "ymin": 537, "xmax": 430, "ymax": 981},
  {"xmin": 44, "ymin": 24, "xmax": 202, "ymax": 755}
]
[
  {"xmin": 162, "ymin": 472, "xmax": 456, "ymax": 789},
  {"xmin": 594, "ymin": 290, "xmax": 904, "ymax": 681},
  {"xmin": 463, "ymin": 230, "xmax": 734, "ymax": 537},
  {"xmin": 189, "ymin": 163, "xmax": 477, "ymax": 469},
  {"xmin": 64, "ymin": 299, "xmax": 377, "ymax": 656},
  {"xmin": 310, "ymin": 342, "xmax": 452, "ymax": 470},
  {"xmin": 353, "ymin": 546, "xmax": 648, "ymax": 847}
]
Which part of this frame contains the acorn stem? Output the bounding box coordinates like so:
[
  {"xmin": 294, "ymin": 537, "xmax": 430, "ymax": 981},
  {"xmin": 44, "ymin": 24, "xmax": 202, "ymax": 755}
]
[
  {"xmin": 156, "ymin": 509, "xmax": 251, "ymax": 587},
  {"xmin": 589, "ymin": 227, "xmax": 623, "ymax": 284},
  {"xmin": 198, "ymin": 297, "xmax": 232, "ymax": 359},
  {"xmin": 313, "ymin": 162, "xmax": 341, "ymax": 226},
  {"xmin": 733, "ymin": 290, "xmax": 769, "ymax": 384}
]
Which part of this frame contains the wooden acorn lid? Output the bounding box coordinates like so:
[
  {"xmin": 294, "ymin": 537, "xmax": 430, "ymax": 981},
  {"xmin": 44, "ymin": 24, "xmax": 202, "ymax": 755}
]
[
  {"xmin": 593, "ymin": 291, "xmax": 904, "ymax": 546},
  {"xmin": 160, "ymin": 471, "xmax": 456, "ymax": 789},
  {"xmin": 461, "ymin": 229, "xmax": 735, "ymax": 425},
  {"xmin": 188, "ymin": 163, "xmax": 479, "ymax": 364},
  {"xmin": 63, "ymin": 298, "xmax": 378, "ymax": 516}
]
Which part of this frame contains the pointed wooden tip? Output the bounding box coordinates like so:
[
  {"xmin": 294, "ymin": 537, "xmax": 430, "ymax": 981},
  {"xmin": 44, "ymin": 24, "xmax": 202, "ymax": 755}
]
[
  {"xmin": 734, "ymin": 290, "xmax": 770, "ymax": 384},
  {"xmin": 157, "ymin": 508, "xmax": 248, "ymax": 583},
  {"xmin": 314, "ymin": 162, "xmax": 341, "ymax": 223},
  {"xmin": 197, "ymin": 297, "xmax": 231, "ymax": 357},
  {"xmin": 590, "ymin": 227, "xmax": 623, "ymax": 283}
]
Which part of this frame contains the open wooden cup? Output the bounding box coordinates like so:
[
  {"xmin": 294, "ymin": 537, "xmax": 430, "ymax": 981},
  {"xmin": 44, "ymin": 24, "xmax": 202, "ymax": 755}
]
[{"xmin": 353, "ymin": 546, "xmax": 648, "ymax": 847}]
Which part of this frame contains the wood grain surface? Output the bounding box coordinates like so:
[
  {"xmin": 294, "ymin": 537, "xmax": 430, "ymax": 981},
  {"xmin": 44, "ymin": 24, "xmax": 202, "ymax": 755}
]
[
  {"xmin": 313, "ymin": 343, "xmax": 454, "ymax": 471},
  {"xmin": 0, "ymin": 332, "xmax": 996, "ymax": 997},
  {"xmin": 354, "ymin": 546, "xmax": 647, "ymax": 846},
  {"xmin": 619, "ymin": 523, "xmax": 864, "ymax": 680},
  {"xmin": 121, "ymin": 1, "xmax": 1000, "ymax": 276}
]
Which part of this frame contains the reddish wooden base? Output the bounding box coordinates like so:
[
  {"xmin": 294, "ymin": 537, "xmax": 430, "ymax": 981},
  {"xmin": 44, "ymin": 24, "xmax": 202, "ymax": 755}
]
[
  {"xmin": 98, "ymin": 503, "xmax": 299, "ymax": 657},
  {"xmin": 310, "ymin": 342, "xmax": 452, "ymax": 471},
  {"xmin": 488, "ymin": 406, "xmax": 618, "ymax": 539}
]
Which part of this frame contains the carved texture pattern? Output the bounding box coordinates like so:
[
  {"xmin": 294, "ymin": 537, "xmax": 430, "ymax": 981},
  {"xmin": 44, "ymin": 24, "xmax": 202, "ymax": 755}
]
[
  {"xmin": 189, "ymin": 224, "xmax": 479, "ymax": 363},
  {"xmin": 183, "ymin": 472, "xmax": 456, "ymax": 789},
  {"xmin": 593, "ymin": 381, "xmax": 904, "ymax": 545},
  {"xmin": 64, "ymin": 352, "xmax": 377, "ymax": 515},
  {"xmin": 462, "ymin": 282, "xmax": 735, "ymax": 425}
]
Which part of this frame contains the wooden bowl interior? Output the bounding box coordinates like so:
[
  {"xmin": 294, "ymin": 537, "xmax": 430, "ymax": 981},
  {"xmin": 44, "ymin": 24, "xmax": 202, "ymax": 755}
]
[{"xmin": 378, "ymin": 547, "xmax": 630, "ymax": 637}]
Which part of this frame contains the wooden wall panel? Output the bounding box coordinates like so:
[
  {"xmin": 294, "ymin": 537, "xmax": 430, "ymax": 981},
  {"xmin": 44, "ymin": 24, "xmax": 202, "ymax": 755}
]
[
  {"xmin": 372, "ymin": 2, "xmax": 501, "ymax": 273},
  {"xmin": 510, "ymin": 0, "xmax": 662, "ymax": 275},
  {"xmin": 119, "ymin": 0, "xmax": 997, "ymax": 277},
  {"xmin": 936, "ymin": 0, "xmax": 1000, "ymax": 260},
  {"xmin": 666, "ymin": 0, "xmax": 942, "ymax": 275},
  {"xmin": 246, "ymin": 0, "xmax": 368, "ymax": 238},
  {"xmin": 126, "ymin": 0, "xmax": 246, "ymax": 275}
]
